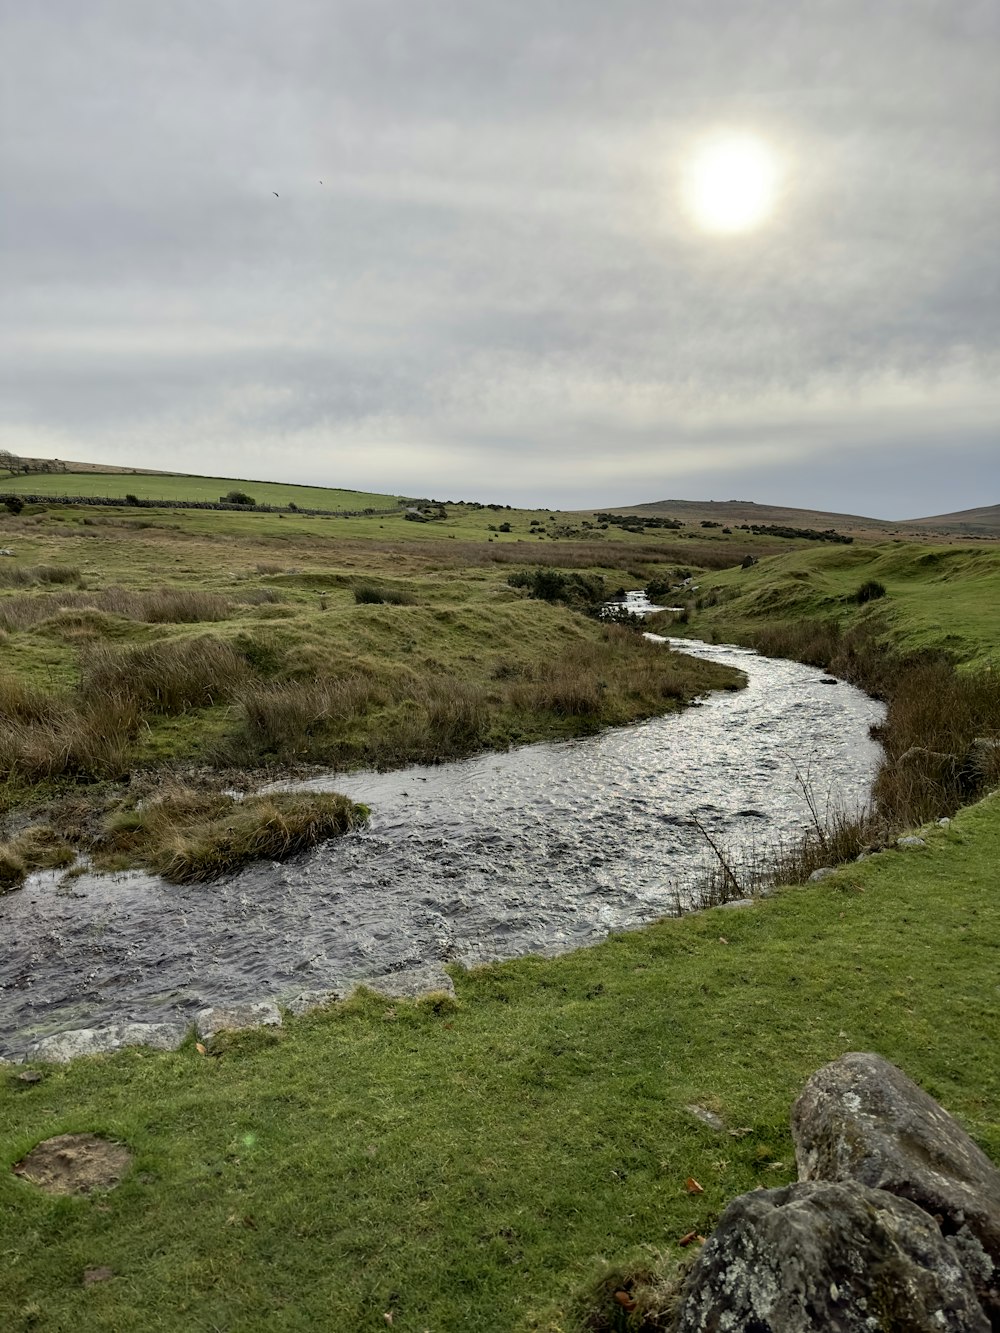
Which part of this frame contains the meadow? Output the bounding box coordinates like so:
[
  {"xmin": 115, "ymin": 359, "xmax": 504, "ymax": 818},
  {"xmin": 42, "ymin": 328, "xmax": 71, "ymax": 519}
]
[
  {"xmin": 0, "ymin": 469, "xmax": 404, "ymax": 512},
  {"xmin": 0, "ymin": 485, "xmax": 998, "ymax": 1331}
]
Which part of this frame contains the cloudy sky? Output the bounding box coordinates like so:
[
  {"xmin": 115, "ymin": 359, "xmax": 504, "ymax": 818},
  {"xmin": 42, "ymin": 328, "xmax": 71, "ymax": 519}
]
[{"xmin": 2, "ymin": 1, "xmax": 997, "ymax": 515}]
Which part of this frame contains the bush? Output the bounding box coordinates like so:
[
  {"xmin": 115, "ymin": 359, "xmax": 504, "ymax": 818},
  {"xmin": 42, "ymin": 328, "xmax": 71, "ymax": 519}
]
[
  {"xmin": 3, "ymin": 495, "xmax": 23, "ymax": 515},
  {"xmin": 855, "ymin": 579, "xmax": 887, "ymax": 604},
  {"xmin": 223, "ymin": 490, "xmax": 255, "ymax": 505}
]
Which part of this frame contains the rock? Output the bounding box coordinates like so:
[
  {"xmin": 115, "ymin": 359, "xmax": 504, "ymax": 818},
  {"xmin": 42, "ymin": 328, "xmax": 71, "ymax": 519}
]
[
  {"xmin": 792, "ymin": 1052, "xmax": 1000, "ymax": 1318},
  {"xmin": 897, "ymin": 834, "xmax": 927, "ymax": 848},
  {"xmin": 807, "ymin": 866, "xmax": 836, "ymax": 882},
  {"xmin": 939, "ymin": 816, "xmax": 952, "ymax": 826},
  {"xmin": 27, "ymin": 1022, "xmax": 187, "ymax": 1062},
  {"xmin": 819, "ymin": 677, "xmax": 839, "ymax": 685},
  {"xmin": 195, "ymin": 1001, "xmax": 282, "ymax": 1042},
  {"xmin": 686, "ymin": 1104, "xmax": 726, "ymax": 1132},
  {"xmin": 363, "ymin": 965, "xmax": 456, "ymax": 1000},
  {"xmin": 674, "ymin": 1179, "xmax": 989, "ymax": 1331},
  {"xmin": 715, "ymin": 897, "xmax": 755, "ymax": 910},
  {"xmin": 285, "ymin": 988, "xmax": 344, "ymax": 1017}
]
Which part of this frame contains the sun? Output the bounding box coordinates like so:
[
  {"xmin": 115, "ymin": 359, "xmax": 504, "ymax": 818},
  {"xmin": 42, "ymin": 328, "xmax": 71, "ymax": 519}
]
[{"xmin": 684, "ymin": 133, "xmax": 780, "ymax": 234}]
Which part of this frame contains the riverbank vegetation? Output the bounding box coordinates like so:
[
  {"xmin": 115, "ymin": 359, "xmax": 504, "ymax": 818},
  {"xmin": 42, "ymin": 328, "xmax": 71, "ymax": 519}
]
[
  {"xmin": 1, "ymin": 483, "xmax": 999, "ymax": 1330},
  {"xmin": 0, "ymin": 496, "xmax": 749, "ymax": 885}
]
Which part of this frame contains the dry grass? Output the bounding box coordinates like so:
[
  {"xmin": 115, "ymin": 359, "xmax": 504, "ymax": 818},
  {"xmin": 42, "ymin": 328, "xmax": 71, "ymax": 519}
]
[
  {"xmin": 101, "ymin": 787, "xmax": 367, "ymax": 883},
  {"xmin": 79, "ymin": 636, "xmax": 249, "ymax": 714},
  {"xmin": 0, "ymin": 563, "xmax": 81, "ymax": 588},
  {"xmin": 0, "ymin": 586, "xmax": 230, "ymax": 632}
]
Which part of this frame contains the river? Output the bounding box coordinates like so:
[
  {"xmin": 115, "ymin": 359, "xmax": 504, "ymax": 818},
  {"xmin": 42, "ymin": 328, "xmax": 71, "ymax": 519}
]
[{"xmin": 0, "ymin": 636, "xmax": 884, "ymax": 1056}]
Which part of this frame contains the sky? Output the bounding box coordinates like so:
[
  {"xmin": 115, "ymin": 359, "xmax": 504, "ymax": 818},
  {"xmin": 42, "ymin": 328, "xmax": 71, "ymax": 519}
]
[{"xmin": 2, "ymin": 1, "xmax": 998, "ymax": 517}]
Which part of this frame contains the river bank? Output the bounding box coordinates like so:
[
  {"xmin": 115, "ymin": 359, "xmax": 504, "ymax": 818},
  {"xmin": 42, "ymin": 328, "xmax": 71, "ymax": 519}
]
[{"xmin": 0, "ymin": 640, "xmax": 882, "ymax": 1057}]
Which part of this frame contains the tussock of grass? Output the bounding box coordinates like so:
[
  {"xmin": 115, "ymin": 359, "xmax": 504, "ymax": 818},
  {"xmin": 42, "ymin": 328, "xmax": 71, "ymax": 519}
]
[
  {"xmin": 0, "ymin": 585, "xmax": 229, "ymax": 632},
  {"xmin": 79, "ymin": 636, "xmax": 248, "ymax": 714},
  {"xmin": 352, "ymin": 580, "xmax": 414, "ymax": 605},
  {"xmin": 101, "ymin": 787, "xmax": 367, "ymax": 883},
  {"xmin": 0, "ymin": 563, "xmax": 81, "ymax": 589}
]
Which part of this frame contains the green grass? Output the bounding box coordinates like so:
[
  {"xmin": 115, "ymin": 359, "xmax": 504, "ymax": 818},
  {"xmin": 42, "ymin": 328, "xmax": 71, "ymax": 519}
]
[
  {"xmin": 1, "ymin": 498, "xmax": 998, "ymax": 1330},
  {"xmin": 0, "ymin": 470, "xmax": 403, "ymax": 512},
  {"xmin": 670, "ymin": 541, "xmax": 1000, "ymax": 669},
  {"xmin": 1, "ymin": 795, "xmax": 998, "ymax": 1331}
]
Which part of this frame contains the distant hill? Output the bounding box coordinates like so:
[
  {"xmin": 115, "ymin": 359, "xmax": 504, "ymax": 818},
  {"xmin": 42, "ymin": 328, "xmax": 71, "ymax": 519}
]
[
  {"xmin": 600, "ymin": 498, "xmax": 1000, "ymax": 539},
  {"xmin": 903, "ymin": 503, "xmax": 1000, "ymax": 536},
  {"xmin": 601, "ymin": 498, "xmax": 896, "ymax": 535}
]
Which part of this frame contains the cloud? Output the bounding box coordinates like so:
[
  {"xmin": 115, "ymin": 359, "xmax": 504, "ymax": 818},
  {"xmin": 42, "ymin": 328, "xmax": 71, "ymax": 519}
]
[{"xmin": 2, "ymin": 1, "xmax": 997, "ymax": 515}]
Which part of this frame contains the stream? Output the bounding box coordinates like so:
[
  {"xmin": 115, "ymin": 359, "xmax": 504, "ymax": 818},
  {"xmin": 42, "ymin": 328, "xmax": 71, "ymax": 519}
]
[{"xmin": 0, "ymin": 635, "xmax": 884, "ymax": 1056}]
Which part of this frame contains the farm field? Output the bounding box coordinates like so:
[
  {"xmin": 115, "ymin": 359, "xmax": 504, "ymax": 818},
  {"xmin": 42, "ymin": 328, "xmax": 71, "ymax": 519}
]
[{"xmin": 0, "ymin": 468, "xmax": 405, "ymax": 512}]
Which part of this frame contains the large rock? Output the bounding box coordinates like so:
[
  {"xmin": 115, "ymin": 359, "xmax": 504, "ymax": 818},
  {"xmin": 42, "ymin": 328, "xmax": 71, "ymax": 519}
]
[
  {"xmin": 792, "ymin": 1051, "xmax": 1000, "ymax": 1317},
  {"xmin": 195, "ymin": 1001, "xmax": 282, "ymax": 1042},
  {"xmin": 27, "ymin": 1022, "xmax": 187, "ymax": 1062},
  {"xmin": 674, "ymin": 1179, "xmax": 989, "ymax": 1331}
]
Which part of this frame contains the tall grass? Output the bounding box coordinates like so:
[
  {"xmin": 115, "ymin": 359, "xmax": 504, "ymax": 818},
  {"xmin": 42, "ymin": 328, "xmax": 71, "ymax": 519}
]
[
  {"xmin": 0, "ymin": 563, "xmax": 81, "ymax": 588},
  {"xmin": 101, "ymin": 787, "xmax": 367, "ymax": 883},
  {"xmin": 0, "ymin": 586, "xmax": 230, "ymax": 632},
  {"xmin": 79, "ymin": 636, "xmax": 248, "ymax": 714}
]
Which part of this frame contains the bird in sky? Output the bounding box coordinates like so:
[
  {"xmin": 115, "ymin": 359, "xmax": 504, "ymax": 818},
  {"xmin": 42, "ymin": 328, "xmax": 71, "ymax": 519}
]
[{"xmin": 273, "ymin": 192, "xmax": 279, "ymax": 197}]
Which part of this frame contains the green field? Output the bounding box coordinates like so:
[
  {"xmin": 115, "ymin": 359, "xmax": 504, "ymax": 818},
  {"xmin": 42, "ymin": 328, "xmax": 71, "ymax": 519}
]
[
  {"xmin": 672, "ymin": 541, "xmax": 1000, "ymax": 669},
  {"xmin": 0, "ymin": 490, "xmax": 998, "ymax": 1331},
  {"xmin": 0, "ymin": 469, "xmax": 404, "ymax": 512}
]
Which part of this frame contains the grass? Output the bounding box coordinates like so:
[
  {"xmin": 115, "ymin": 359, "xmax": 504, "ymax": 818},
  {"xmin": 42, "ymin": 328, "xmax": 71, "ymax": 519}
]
[
  {"xmin": 1, "ymin": 794, "xmax": 998, "ymax": 1330},
  {"xmin": 101, "ymin": 788, "xmax": 367, "ymax": 883},
  {"xmin": 1, "ymin": 487, "xmax": 999, "ymax": 1329},
  {"xmin": 0, "ymin": 470, "xmax": 403, "ymax": 512}
]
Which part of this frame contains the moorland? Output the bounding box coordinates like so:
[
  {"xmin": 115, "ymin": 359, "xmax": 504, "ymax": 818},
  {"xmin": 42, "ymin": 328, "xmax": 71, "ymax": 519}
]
[{"xmin": 0, "ymin": 466, "xmax": 998, "ymax": 1331}]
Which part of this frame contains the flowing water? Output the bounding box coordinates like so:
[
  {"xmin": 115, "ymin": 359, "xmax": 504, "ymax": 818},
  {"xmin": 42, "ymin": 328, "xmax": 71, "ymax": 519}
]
[{"xmin": 0, "ymin": 637, "xmax": 884, "ymax": 1056}]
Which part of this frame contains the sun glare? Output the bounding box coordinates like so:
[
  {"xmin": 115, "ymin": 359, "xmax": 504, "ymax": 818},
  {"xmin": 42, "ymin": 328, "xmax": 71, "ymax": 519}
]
[{"xmin": 684, "ymin": 134, "xmax": 780, "ymax": 234}]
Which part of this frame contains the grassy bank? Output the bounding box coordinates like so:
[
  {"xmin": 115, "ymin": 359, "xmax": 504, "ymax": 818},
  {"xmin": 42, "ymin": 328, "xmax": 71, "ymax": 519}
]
[
  {"xmin": 1, "ymin": 794, "xmax": 998, "ymax": 1331},
  {"xmin": 0, "ymin": 499, "xmax": 746, "ymax": 883}
]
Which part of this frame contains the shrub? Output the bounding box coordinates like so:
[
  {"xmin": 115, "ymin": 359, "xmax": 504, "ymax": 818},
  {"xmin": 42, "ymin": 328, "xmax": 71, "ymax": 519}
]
[
  {"xmin": 223, "ymin": 490, "xmax": 255, "ymax": 505},
  {"xmin": 855, "ymin": 579, "xmax": 888, "ymax": 604},
  {"xmin": 3, "ymin": 495, "xmax": 23, "ymax": 515}
]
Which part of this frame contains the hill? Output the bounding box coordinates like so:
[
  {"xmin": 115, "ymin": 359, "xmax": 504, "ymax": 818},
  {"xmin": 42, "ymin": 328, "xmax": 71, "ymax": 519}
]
[
  {"xmin": 607, "ymin": 498, "xmax": 1000, "ymax": 539},
  {"xmin": 602, "ymin": 498, "xmax": 895, "ymax": 535},
  {"xmin": 0, "ymin": 464, "xmax": 403, "ymax": 513},
  {"xmin": 903, "ymin": 503, "xmax": 1000, "ymax": 536}
]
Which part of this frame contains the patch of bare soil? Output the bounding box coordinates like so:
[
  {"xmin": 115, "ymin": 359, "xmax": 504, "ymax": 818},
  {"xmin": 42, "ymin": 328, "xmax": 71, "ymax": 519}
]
[{"xmin": 12, "ymin": 1133, "xmax": 132, "ymax": 1194}]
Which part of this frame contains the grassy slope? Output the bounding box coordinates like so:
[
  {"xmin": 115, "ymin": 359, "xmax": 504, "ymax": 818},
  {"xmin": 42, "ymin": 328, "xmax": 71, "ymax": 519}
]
[
  {"xmin": 0, "ymin": 471, "xmax": 403, "ymax": 511},
  {"xmin": 682, "ymin": 541, "xmax": 1000, "ymax": 669},
  {"xmin": 1, "ymin": 801, "xmax": 998, "ymax": 1332},
  {"xmin": 2, "ymin": 514, "xmax": 999, "ymax": 1331}
]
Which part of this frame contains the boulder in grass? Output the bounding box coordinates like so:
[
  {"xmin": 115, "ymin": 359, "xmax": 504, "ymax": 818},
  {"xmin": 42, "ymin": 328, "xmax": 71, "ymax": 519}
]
[
  {"xmin": 674, "ymin": 1179, "xmax": 989, "ymax": 1332},
  {"xmin": 792, "ymin": 1051, "xmax": 1000, "ymax": 1321}
]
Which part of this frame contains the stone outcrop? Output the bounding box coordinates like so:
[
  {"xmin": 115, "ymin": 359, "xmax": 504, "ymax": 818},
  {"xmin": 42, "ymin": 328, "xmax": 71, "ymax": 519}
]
[
  {"xmin": 195, "ymin": 1000, "xmax": 282, "ymax": 1042},
  {"xmin": 673, "ymin": 1054, "xmax": 1000, "ymax": 1327},
  {"xmin": 26, "ymin": 1021, "xmax": 187, "ymax": 1062},
  {"xmin": 792, "ymin": 1051, "xmax": 1000, "ymax": 1321},
  {"xmin": 674, "ymin": 1179, "xmax": 989, "ymax": 1331}
]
